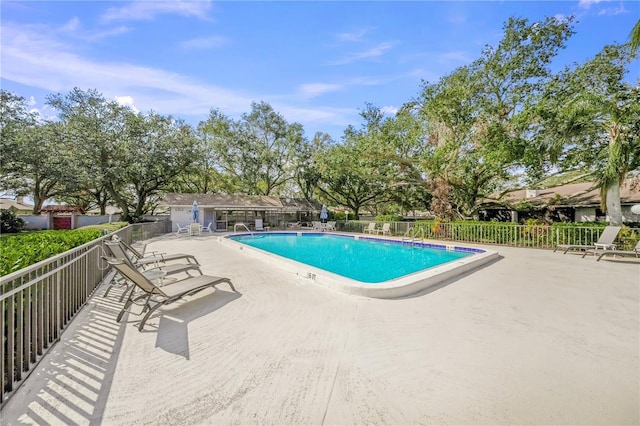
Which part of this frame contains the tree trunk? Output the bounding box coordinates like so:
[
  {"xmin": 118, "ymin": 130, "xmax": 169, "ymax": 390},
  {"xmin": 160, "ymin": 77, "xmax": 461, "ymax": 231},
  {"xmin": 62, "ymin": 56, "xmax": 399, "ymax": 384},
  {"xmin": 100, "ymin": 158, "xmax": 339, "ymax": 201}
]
[{"xmin": 606, "ymin": 183, "xmax": 623, "ymax": 226}]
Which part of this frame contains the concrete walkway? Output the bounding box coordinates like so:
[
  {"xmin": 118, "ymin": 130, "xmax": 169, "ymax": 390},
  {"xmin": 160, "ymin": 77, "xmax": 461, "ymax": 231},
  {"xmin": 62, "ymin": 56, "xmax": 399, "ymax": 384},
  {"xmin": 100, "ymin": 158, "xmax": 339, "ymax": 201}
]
[{"xmin": 2, "ymin": 234, "xmax": 639, "ymax": 425}]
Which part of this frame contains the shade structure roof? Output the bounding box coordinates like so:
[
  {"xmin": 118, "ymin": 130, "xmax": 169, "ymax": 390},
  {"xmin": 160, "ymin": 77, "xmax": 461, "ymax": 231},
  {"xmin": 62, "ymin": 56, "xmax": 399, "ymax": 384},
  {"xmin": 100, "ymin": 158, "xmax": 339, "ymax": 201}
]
[
  {"xmin": 160, "ymin": 193, "xmax": 322, "ymax": 212},
  {"xmin": 484, "ymin": 180, "xmax": 640, "ymax": 209}
]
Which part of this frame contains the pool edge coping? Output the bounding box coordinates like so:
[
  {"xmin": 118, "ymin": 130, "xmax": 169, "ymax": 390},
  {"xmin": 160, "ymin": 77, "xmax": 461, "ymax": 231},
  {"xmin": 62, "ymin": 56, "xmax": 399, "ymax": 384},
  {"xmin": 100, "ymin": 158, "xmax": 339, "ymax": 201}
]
[{"xmin": 220, "ymin": 231, "xmax": 500, "ymax": 299}]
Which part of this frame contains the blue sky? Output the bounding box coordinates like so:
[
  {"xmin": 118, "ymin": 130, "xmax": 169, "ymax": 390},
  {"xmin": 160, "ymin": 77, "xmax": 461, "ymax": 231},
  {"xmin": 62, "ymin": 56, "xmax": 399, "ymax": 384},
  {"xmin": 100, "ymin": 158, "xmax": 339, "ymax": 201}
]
[{"xmin": 1, "ymin": 0, "xmax": 638, "ymax": 141}]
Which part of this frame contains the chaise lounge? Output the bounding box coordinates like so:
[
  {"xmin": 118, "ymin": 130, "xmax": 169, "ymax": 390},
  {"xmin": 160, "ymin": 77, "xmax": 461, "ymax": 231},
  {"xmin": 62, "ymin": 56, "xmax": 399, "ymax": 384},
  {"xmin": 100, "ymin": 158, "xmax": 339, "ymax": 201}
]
[
  {"xmin": 112, "ymin": 235, "xmax": 200, "ymax": 265},
  {"xmin": 103, "ymin": 240, "xmax": 202, "ymax": 299},
  {"xmin": 104, "ymin": 257, "xmax": 236, "ymax": 331},
  {"xmin": 586, "ymin": 240, "xmax": 640, "ymax": 261},
  {"xmin": 554, "ymin": 225, "xmax": 621, "ymax": 254}
]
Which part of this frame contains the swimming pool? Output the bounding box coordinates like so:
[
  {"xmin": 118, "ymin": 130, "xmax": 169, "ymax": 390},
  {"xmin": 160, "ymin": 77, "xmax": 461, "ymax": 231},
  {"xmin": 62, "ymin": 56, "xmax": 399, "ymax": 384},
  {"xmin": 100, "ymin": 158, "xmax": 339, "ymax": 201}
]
[
  {"xmin": 231, "ymin": 233, "xmax": 472, "ymax": 282},
  {"xmin": 224, "ymin": 232, "xmax": 499, "ymax": 298}
]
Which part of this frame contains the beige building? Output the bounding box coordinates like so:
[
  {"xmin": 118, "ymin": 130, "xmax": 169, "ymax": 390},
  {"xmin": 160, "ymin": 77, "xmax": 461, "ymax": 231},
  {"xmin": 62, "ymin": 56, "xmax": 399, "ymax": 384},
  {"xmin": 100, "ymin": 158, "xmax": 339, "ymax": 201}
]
[
  {"xmin": 160, "ymin": 193, "xmax": 322, "ymax": 232},
  {"xmin": 483, "ymin": 180, "xmax": 640, "ymax": 223},
  {"xmin": 0, "ymin": 197, "xmax": 33, "ymax": 215}
]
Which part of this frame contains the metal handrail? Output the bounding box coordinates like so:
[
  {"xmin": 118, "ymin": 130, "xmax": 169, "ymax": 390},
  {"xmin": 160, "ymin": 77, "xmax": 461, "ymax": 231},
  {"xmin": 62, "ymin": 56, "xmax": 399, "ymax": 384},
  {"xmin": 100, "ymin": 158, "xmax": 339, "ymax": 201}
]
[{"xmin": 1, "ymin": 221, "xmax": 170, "ymax": 406}]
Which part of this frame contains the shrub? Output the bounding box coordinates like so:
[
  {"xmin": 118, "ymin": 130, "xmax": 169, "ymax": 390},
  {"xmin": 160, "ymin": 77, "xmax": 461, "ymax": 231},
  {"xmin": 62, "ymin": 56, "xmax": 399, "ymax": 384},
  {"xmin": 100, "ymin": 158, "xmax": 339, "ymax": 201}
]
[
  {"xmin": 375, "ymin": 214, "xmax": 403, "ymax": 222},
  {"xmin": 1, "ymin": 209, "xmax": 25, "ymax": 234},
  {"xmin": 0, "ymin": 229, "xmax": 103, "ymax": 276}
]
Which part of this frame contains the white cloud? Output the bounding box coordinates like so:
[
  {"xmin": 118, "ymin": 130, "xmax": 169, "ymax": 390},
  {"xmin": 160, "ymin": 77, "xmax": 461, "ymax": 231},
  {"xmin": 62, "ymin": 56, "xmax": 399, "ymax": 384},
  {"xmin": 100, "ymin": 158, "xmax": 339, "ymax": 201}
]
[
  {"xmin": 297, "ymin": 83, "xmax": 343, "ymax": 99},
  {"xmin": 271, "ymin": 104, "xmax": 356, "ymax": 128},
  {"xmin": 578, "ymin": 0, "xmax": 609, "ymax": 9},
  {"xmin": 328, "ymin": 41, "xmax": 397, "ymax": 65},
  {"xmin": 597, "ymin": 4, "xmax": 628, "ymax": 15},
  {"xmin": 1, "ymin": 23, "xmax": 251, "ymax": 116},
  {"xmin": 179, "ymin": 36, "xmax": 228, "ymax": 50},
  {"xmin": 440, "ymin": 50, "xmax": 473, "ymax": 64},
  {"xmin": 114, "ymin": 96, "xmax": 139, "ymax": 113},
  {"xmin": 554, "ymin": 14, "xmax": 569, "ymax": 23},
  {"xmin": 86, "ymin": 26, "xmax": 131, "ymax": 41},
  {"xmin": 0, "ymin": 22, "xmax": 356, "ymax": 132},
  {"xmin": 101, "ymin": 0, "xmax": 212, "ymax": 22},
  {"xmin": 380, "ymin": 106, "xmax": 398, "ymax": 115},
  {"xmin": 27, "ymin": 96, "xmax": 37, "ymax": 106},
  {"xmin": 60, "ymin": 17, "xmax": 80, "ymax": 32},
  {"xmin": 336, "ymin": 28, "xmax": 374, "ymax": 42}
]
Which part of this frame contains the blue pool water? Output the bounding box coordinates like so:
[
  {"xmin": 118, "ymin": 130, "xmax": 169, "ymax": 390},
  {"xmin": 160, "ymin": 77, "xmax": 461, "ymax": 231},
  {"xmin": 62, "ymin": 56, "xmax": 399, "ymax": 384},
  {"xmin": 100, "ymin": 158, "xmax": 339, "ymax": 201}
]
[{"xmin": 230, "ymin": 233, "xmax": 473, "ymax": 283}]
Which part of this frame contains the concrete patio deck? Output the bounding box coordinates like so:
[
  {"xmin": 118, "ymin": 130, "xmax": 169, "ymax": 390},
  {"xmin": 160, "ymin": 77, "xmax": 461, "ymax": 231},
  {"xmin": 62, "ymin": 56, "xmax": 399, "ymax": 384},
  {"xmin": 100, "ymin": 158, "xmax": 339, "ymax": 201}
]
[{"xmin": 2, "ymin": 233, "xmax": 639, "ymax": 425}]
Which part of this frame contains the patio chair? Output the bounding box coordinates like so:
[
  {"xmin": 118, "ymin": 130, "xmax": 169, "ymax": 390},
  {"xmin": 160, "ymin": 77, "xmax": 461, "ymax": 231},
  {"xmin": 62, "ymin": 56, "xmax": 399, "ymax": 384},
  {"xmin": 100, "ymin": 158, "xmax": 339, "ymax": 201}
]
[
  {"xmin": 362, "ymin": 222, "xmax": 377, "ymax": 234},
  {"xmin": 111, "ymin": 235, "xmax": 199, "ymax": 265},
  {"xmin": 201, "ymin": 221, "xmax": 213, "ymax": 233},
  {"xmin": 175, "ymin": 223, "xmax": 189, "ymax": 234},
  {"xmin": 377, "ymin": 223, "xmax": 391, "ymax": 236},
  {"xmin": 587, "ymin": 240, "xmax": 640, "ymax": 261},
  {"xmin": 189, "ymin": 222, "xmax": 201, "ymax": 236},
  {"xmin": 104, "ymin": 257, "xmax": 236, "ymax": 331},
  {"xmin": 312, "ymin": 221, "xmax": 324, "ymax": 231},
  {"xmin": 325, "ymin": 221, "xmax": 336, "ymax": 231},
  {"xmin": 554, "ymin": 225, "xmax": 622, "ymax": 254},
  {"xmin": 103, "ymin": 240, "xmax": 202, "ymax": 300}
]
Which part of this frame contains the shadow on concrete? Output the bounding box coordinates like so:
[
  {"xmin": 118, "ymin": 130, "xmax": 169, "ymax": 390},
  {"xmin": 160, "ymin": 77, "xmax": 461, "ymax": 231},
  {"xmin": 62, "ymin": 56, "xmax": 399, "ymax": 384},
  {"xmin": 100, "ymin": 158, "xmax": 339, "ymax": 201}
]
[
  {"xmin": 152, "ymin": 289, "xmax": 242, "ymax": 359},
  {"xmin": 3, "ymin": 284, "xmax": 129, "ymax": 425}
]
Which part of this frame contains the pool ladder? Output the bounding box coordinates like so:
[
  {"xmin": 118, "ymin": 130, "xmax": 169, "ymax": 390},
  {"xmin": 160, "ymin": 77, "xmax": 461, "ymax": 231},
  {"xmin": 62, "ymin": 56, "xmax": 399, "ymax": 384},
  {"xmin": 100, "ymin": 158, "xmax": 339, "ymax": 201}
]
[
  {"xmin": 402, "ymin": 226, "xmax": 425, "ymax": 246},
  {"xmin": 233, "ymin": 223, "xmax": 254, "ymax": 236}
]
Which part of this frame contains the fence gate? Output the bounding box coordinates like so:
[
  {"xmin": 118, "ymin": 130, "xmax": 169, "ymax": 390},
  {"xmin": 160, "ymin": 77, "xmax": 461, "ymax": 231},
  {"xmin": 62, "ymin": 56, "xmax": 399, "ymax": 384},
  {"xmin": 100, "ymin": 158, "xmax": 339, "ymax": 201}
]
[{"xmin": 52, "ymin": 216, "xmax": 72, "ymax": 230}]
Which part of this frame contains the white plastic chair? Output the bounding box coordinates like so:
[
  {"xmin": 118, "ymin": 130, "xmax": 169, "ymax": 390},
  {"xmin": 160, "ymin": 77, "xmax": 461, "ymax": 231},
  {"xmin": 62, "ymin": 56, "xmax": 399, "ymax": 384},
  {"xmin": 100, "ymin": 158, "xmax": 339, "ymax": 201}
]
[
  {"xmin": 201, "ymin": 221, "xmax": 213, "ymax": 233},
  {"xmin": 377, "ymin": 223, "xmax": 391, "ymax": 236},
  {"xmin": 189, "ymin": 223, "xmax": 201, "ymax": 236},
  {"xmin": 175, "ymin": 223, "xmax": 189, "ymax": 234},
  {"xmin": 362, "ymin": 223, "xmax": 377, "ymax": 234}
]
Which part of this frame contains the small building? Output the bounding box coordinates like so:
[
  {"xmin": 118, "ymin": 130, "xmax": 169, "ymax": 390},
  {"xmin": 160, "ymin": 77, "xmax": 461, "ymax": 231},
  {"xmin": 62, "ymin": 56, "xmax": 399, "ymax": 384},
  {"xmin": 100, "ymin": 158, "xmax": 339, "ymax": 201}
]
[
  {"xmin": 0, "ymin": 197, "xmax": 34, "ymax": 215},
  {"xmin": 160, "ymin": 194, "xmax": 322, "ymax": 232},
  {"xmin": 40, "ymin": 205, "xmax": 87, "ymax": 230},
  {"xmin": 481, "ymin": 180, "xmax": 640, "ymax": 223}
]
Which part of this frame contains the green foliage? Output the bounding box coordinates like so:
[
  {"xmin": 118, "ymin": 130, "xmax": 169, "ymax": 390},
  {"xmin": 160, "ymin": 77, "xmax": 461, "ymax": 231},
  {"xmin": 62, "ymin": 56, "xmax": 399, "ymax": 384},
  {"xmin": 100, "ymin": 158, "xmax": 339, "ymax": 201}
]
[
  {"xmin": 533, "ymin": 44, "xmax": 640, "ymax": 225},
  {"xmin": 418, "ymin": 16, "xmax": 576, "ymax": 219},
  {"xmin": 0, "ymin": 229, "xmax": 103, "ymax": 276},
  {"xmin": 80, "ymin": 221, "xmax": 129, "ymax": 233},
  {"xmin": 199, "ymin": 102, "xmax": 307, "ymax": 196},
  {"xmin": 44, "ymin": 88, "xmax": 200, "ymax": 222},
  {"xmin": 0, "ymin": 209, "xmax": 25, "ymax": 233},
  {"xmin": 375, "ymin": 214, "xmax": 403, "ymax": 222}
]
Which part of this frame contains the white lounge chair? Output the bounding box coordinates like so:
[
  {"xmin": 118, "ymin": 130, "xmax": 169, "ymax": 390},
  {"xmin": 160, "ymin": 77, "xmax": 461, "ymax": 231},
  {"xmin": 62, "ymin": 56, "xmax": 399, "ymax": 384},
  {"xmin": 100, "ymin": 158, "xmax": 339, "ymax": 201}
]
[
  {"xmin": 325, "ymin": 221, "xmax": 336, "ymax": 231},
  {"xmin": 363, "ymin": 223, "xmax": 377, "ymax": 234},
  {"xmin": 554, "ymin": 225, "xmax": 621, "ymax": 254},
  {"xmin": 175, "ymin": 223, "xmax": 189, "ymax": 234},
  {"xmin": 201, "ymin": 221, "xmax": 213, "ymax": 233}
]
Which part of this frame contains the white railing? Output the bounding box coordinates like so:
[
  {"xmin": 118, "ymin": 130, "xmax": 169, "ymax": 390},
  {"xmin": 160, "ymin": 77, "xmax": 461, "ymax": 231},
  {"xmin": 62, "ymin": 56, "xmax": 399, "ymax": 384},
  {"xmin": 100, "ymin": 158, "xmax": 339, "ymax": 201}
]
[
  {"xmin": 339, "ymin": 220, "xmax": 640, "ymax": 251},
  {"xmin": 0, "ymin": 222, "xmax": 171, "ymax": 406}
]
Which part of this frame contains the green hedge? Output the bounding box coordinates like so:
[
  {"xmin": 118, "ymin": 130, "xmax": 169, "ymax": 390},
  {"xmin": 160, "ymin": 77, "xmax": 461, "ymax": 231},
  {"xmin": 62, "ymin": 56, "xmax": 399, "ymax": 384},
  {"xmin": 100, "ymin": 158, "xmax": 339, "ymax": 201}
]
[
  {"xmin": 0, "ymin": 229, "xmax": 103, "ymax": 276},
  {"xmin": 375, "ymin": 214, "xmax": 404, "ymax": 222}
]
